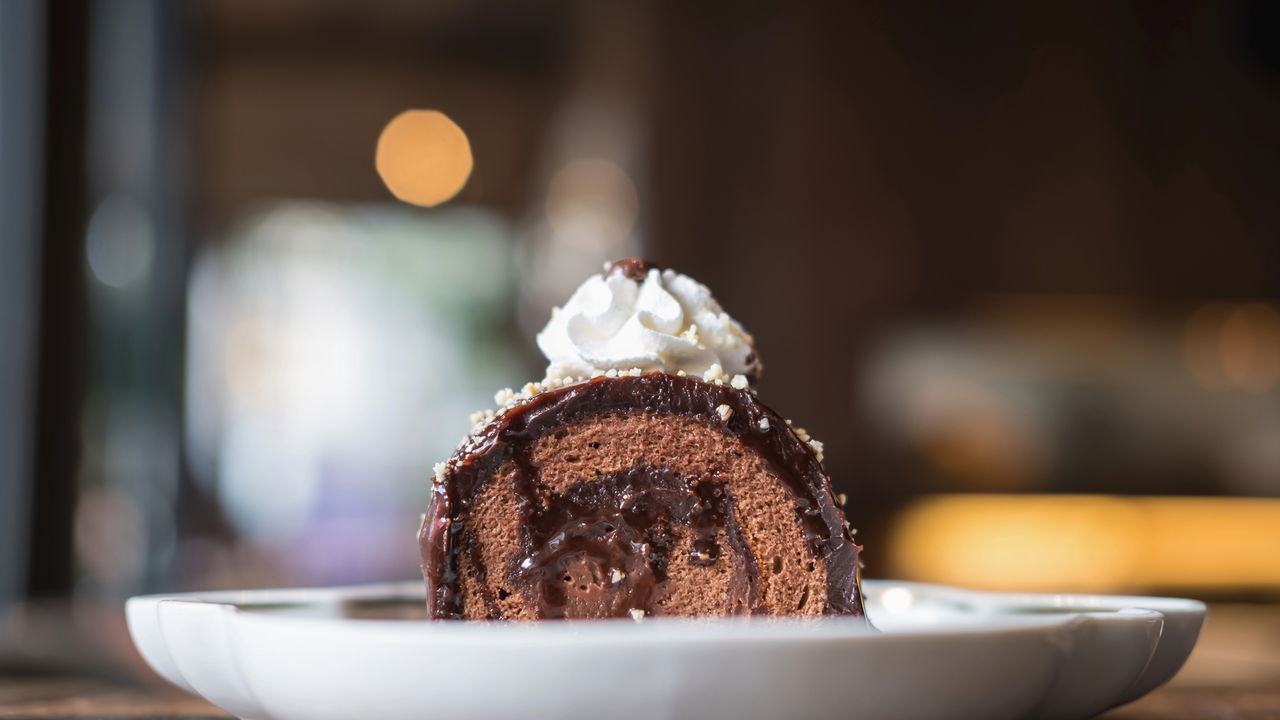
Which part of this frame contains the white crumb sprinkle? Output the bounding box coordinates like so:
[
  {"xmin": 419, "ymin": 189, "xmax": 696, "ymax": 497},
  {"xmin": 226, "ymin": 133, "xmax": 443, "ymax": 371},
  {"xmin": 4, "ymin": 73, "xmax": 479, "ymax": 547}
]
[
  {"xmin": 610, "ymin": 568, "xmax": 625, "ymax": 583},
  {"xmin": 681, "ymin": 324, "xmax": 700, "ymax": 343},
  {"xmin": 628, "ymin": 367, "xmax": 642, "ymax": 377},
  {"xmin": 432, "ymin": 462, "xmax": 448, "ymax": 479},
  {"xmin": 697, "ymin": 363, "xmax": 734, "ymax": 385},
  {"xmin": 605, "ymin": 368, "xmax": 619, "ymax": 378},
  {"xmin": 591, "ymin": 369, "xmax": 604, "ymax": 378},
  {"xmin": 522, "ymin": 382, "xmax": 540, "ymax": 397},
  {"xmin": 676, "ymin": 370, "xmax": 687, "ymax": 377},
  {"xmin": 786, "ymin": 419, "xmax": 793, "ymax": 426},
  {"xmin": 494, "ymin": 388, "xmax": 515, "ymax": 406},
  {"xmin": 757, "ymin": 417, "xmax": 770, "ymax": 431},
  {"xmin": 715, "ymin": 404, "xmax": 733, "ymax": 422},
  {"xmin": 730, "ymin": 374, "xmax": 749, "ymax": 390},
  {"xmin": 629, "ymin": 608, "xmax": 645, "ymax": 622}
]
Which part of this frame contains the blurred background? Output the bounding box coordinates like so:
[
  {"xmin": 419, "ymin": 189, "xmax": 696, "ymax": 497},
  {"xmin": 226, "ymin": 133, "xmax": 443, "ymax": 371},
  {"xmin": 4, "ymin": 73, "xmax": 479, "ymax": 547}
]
[{"xmin": 2, "ymin": 0, "xmax": 1280, "ymax": 697}]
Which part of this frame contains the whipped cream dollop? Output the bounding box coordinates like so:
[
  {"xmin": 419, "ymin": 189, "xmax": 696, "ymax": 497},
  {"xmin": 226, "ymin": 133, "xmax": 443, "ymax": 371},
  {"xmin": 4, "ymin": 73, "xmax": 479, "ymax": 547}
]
[{"xmin": 536, "ymin": 260, "xmax": 761, "ymax": 382}]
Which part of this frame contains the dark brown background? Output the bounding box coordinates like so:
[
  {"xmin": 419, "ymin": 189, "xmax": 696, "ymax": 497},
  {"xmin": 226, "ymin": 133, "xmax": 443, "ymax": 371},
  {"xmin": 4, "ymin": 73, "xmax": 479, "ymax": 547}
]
[{"xmin": 4, "ymin": 0, "xmax": 1279, "ymax": 716}]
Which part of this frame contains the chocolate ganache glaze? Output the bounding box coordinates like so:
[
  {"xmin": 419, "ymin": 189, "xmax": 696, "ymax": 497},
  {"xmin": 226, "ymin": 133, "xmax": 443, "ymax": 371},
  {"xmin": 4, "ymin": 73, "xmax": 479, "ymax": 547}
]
[{"xmin": 420, "ymin": 372, "xmax": 862, "ymax": 620}]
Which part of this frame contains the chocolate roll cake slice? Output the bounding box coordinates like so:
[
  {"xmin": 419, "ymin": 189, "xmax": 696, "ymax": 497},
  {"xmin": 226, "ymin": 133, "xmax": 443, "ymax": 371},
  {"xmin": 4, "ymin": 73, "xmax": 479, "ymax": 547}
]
[
  {"xmin": 422, "ymin": 373, "xmax": 863, "ymax": 620},
  {"xmin": 420, "ymin": 261, "xmax": 863, "ymax": 620}
]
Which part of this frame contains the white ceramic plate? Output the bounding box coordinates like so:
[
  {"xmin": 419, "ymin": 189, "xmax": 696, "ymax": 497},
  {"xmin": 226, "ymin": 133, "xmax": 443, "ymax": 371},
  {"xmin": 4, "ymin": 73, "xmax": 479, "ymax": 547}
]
[{"xmin": 127, "ymin": 580, "xmax": 1203, "ymax": 720}]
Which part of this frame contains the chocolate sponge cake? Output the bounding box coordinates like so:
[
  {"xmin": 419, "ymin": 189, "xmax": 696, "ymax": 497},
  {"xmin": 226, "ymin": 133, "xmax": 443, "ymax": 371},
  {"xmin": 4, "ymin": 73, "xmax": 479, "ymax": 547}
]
[{"xmin": 420, "ymin": 261, "xmax": 863, "ymax": 620}]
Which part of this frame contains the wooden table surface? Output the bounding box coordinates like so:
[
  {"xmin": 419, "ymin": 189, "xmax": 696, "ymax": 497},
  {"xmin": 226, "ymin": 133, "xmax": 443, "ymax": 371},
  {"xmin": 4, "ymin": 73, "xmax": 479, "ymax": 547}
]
[{"xmin": 2, "ymin": 603, "xmax": 1277, "ymax": 719}]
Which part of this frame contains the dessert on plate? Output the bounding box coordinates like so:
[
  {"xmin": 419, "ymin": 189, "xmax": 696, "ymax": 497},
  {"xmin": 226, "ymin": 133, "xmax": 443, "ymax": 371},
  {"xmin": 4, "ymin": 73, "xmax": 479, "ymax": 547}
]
[{"xmin": 420, "ymin": 259, "xmax": 863, "ymax": 620}]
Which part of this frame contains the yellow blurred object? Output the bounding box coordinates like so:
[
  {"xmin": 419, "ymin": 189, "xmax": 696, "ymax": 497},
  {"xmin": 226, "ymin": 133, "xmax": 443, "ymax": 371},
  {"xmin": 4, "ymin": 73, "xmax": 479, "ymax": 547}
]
[
  {"xmin": 375, "ymin": 110, "xmax": 473, "ymax": 207},
  {"xmin": 888, "ymin": 494, "xmax": 1280, "ymax": 593}
]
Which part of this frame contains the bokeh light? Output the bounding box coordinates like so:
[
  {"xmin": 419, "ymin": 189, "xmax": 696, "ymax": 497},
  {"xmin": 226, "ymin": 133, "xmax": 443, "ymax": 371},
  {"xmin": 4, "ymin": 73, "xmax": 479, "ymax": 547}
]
[
  {"xmin": 545, "ymin": 158, "xmax": 638, "ymax": 252},
  {"xmin": 85, "ymin": 193, "xmax": 155, "ymax": 288},
  {"xmin": 1183, "ymin": 302, "xmax": 1280, "ymax": 393},
  {"xmin": 375, "ymin": 110, "xmax": 473, "ymax": 207},
  {"xmin": 1220, "ymin": 303, "xmax": 1280, "ymax": 393}
]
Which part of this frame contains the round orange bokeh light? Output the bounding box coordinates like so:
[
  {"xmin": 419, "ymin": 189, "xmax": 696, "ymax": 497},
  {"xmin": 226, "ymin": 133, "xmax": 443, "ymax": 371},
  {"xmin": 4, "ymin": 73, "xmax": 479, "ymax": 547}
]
[{"xmin": 375, "ymin": 110, "xmax": 473, "ymax": 207}]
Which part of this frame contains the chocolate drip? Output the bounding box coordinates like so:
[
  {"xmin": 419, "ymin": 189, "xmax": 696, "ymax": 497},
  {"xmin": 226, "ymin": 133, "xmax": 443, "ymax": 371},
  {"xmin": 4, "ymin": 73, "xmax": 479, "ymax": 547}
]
[
  {"xmin": 421, "ymin": 372, "xmax": 862, "ymax": 619},
  {"xmin": 606, "ymin": 258, "xmax": 660, "ymax": 280}
]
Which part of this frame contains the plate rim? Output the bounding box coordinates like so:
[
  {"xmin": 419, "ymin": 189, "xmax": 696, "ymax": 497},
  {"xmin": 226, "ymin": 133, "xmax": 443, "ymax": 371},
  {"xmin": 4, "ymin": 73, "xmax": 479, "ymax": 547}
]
[{"xmin": 126, "ymin": 578, "xmax": 1206, "ymax": 638}]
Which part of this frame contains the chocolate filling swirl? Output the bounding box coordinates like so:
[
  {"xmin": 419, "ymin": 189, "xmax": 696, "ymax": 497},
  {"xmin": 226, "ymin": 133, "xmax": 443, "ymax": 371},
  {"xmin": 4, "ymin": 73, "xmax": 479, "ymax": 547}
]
[{"xmin": 420, "ymin": 372, "xmax": 862, "ymax": 620}]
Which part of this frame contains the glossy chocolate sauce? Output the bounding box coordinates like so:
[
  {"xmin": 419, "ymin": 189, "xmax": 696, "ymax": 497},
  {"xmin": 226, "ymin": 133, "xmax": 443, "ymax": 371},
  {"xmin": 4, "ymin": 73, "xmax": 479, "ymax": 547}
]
[
  {"xmin": 420, "ymin": 372, "xmax": 862, "ymax": 619},
  {"xmin": 515, "ymin": 468, "xmax": 755, "ymax": 618}
]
